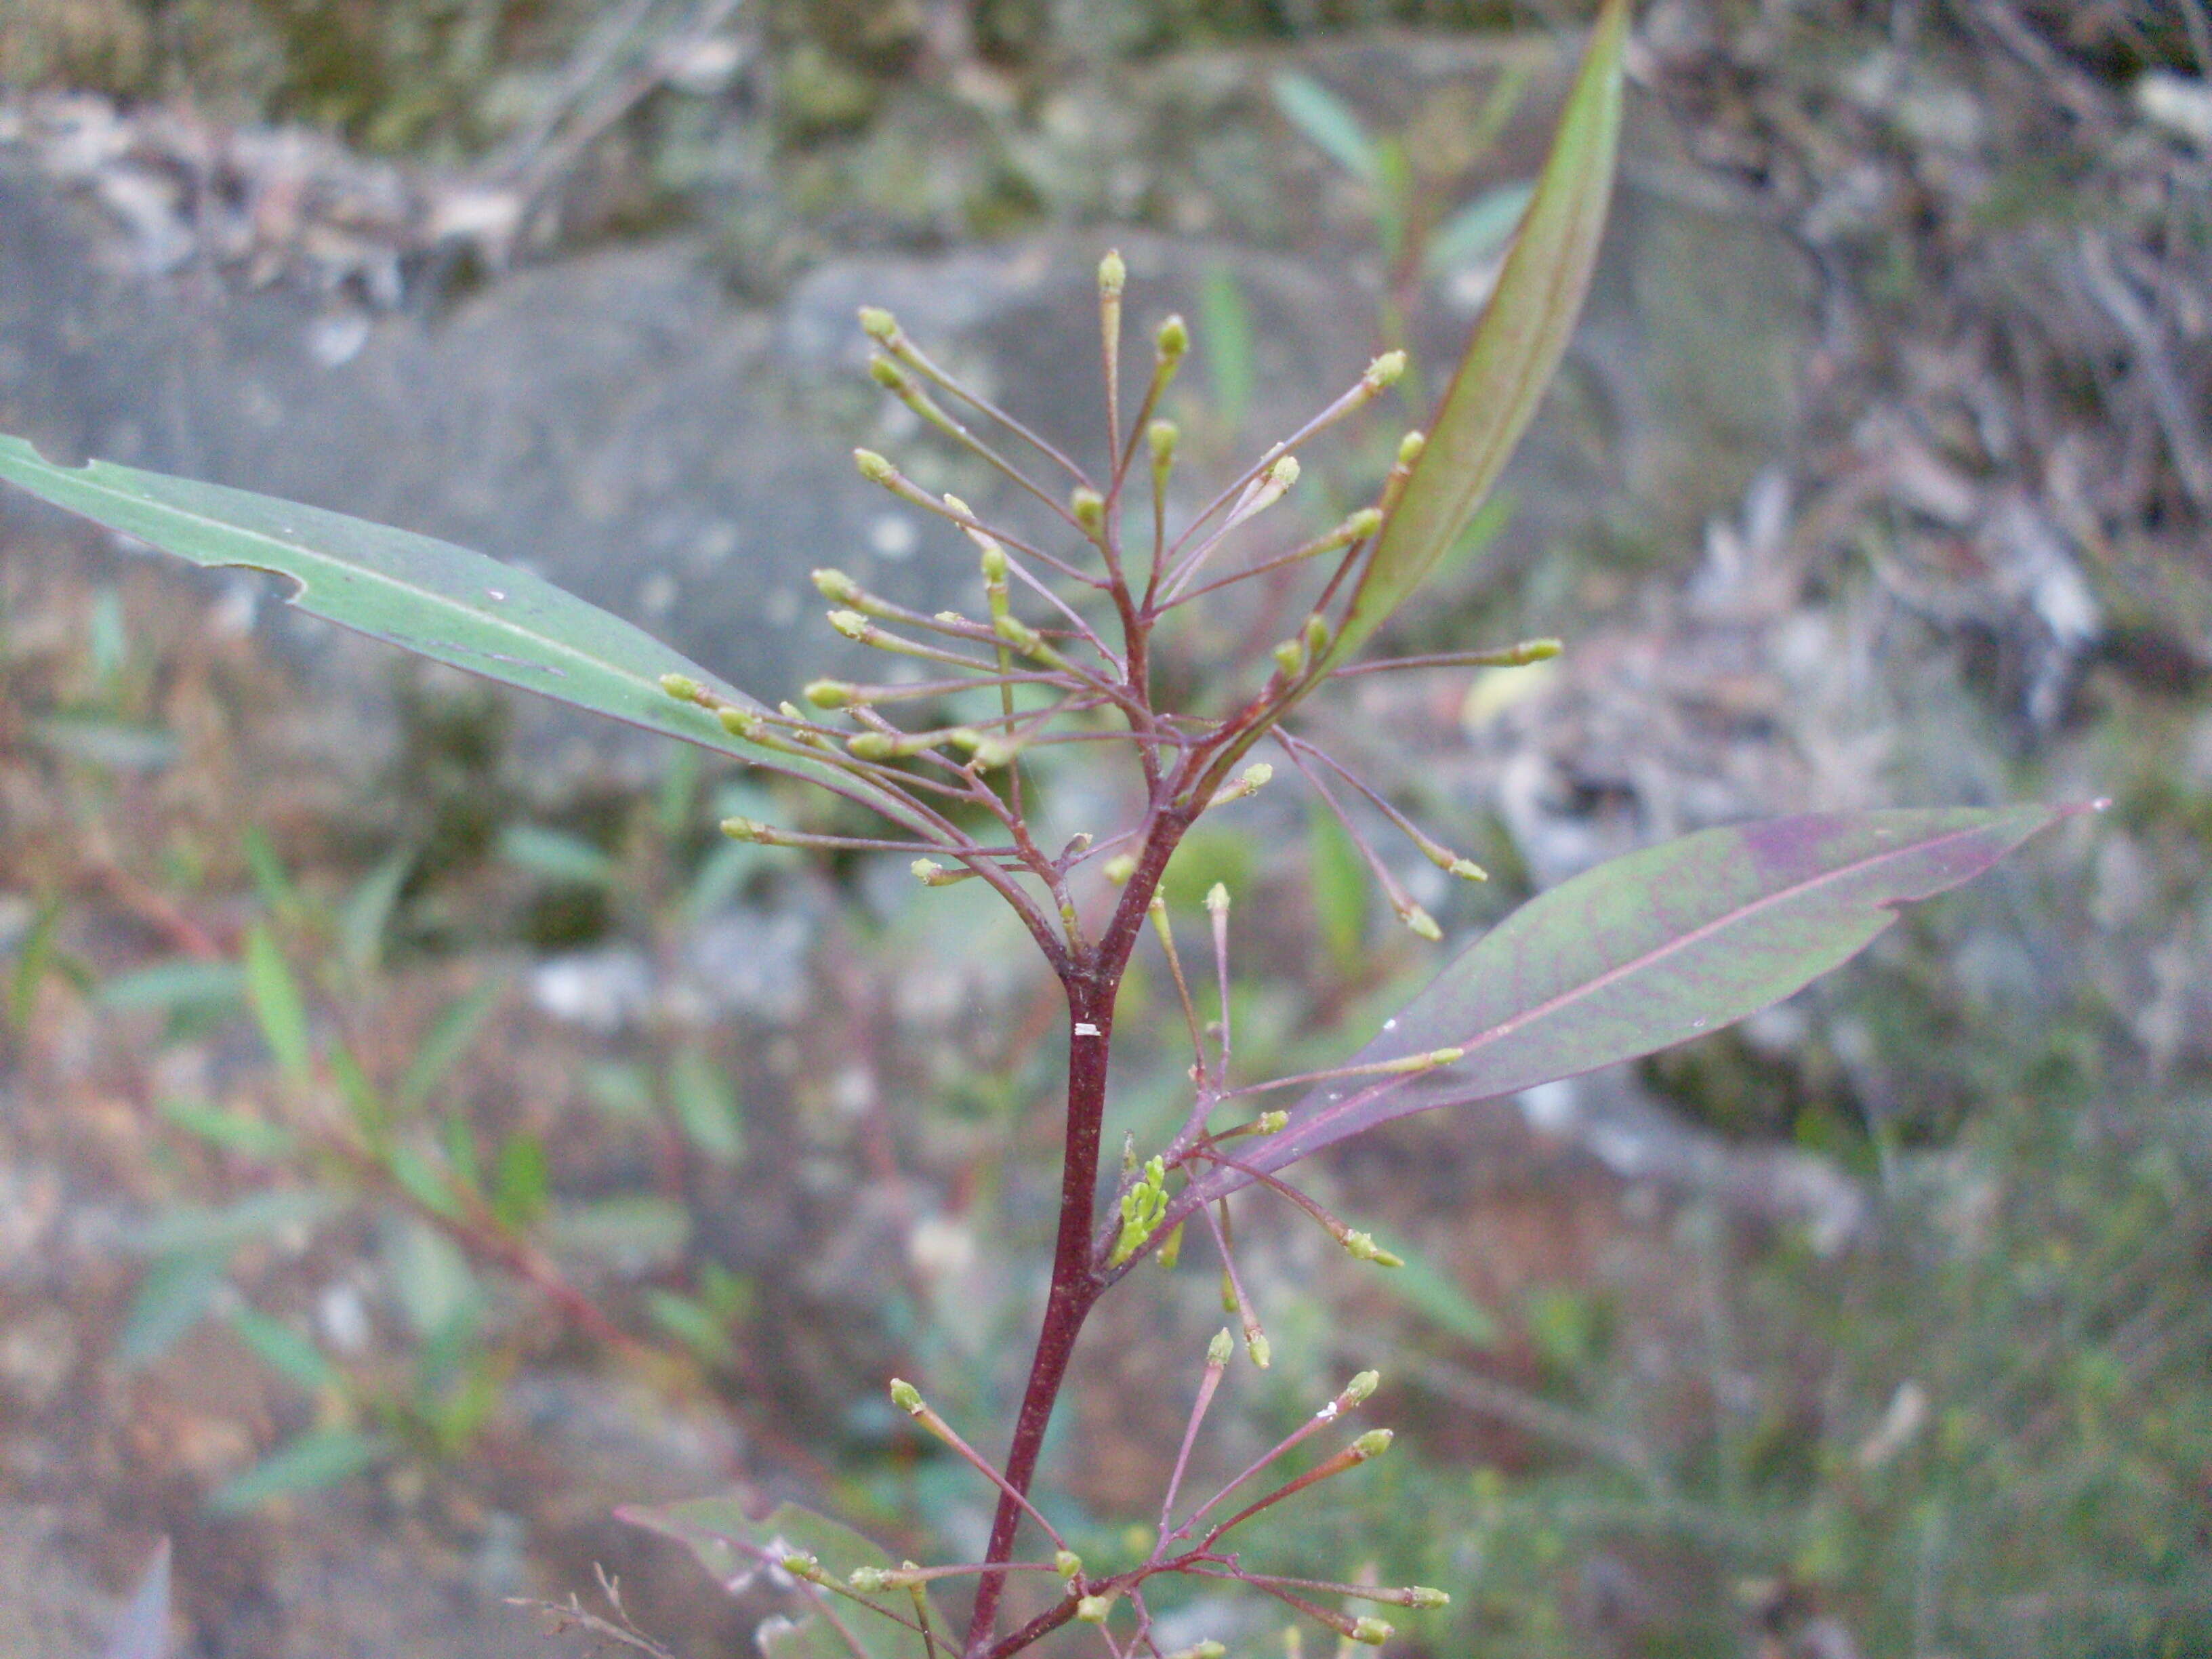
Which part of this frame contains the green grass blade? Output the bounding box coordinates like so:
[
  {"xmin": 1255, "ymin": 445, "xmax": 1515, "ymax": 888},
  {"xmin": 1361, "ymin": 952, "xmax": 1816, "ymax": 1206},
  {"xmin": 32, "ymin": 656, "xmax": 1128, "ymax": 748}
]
[
  {"xmin": 209, "ymin": 1428, "xmax": 389, "ymax": 1513},
  {"xmin": 243, "ymin": 924, "xmax": 314, "ymax": 1086},
  {"xmin": 396, "ymin": 977, "xmax": 503, "ymax": 1114},
  {"xmin": 1329, "ymin": 0, "xmax": 1629, "ymax": 668},
  {"xmin": 0, "ymin": 436, "xmax": 935, "ymax": 835},
  {"xmin": 1271, "ymin": 70, "xmax": 1378, "ymax": 183}
]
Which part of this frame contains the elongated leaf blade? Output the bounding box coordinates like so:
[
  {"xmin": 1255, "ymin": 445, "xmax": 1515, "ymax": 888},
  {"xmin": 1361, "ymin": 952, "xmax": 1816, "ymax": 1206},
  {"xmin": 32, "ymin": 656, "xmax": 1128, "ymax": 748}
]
[
  {"xmin": 0, "ymin": 437, "xmax": 930, "ymax": 833},
  {"xmin": 1328, "ymin": 0, "xmax": 1628, "ymax": 668},
  {"xmin": 1271, "ymin": 71, "xmax": 1378, "ymax": 183},
  {"xmin": 1423, "ymin": 180, "xmax": 1536, "ymax": 276},
  {"xmin": 243, "ymin": 924, "xmax": 314, "ymax": 1086},
  {"xmin": 209, "ymin": 1428, "xmax": 389, "ymax": 1512},
  {"xmin": 1173, "ymin": 806, "xmax": 2093, "ymax": 1218}
]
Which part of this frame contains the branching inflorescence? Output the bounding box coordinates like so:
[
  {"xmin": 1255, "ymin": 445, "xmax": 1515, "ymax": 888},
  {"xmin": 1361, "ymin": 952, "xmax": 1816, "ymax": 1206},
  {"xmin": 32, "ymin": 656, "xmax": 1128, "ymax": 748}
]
[
  {"xmin": 659, "ymin": 252, "xmax": 1536, "ymax": 1656},
  {"xmin": 0, "ymin": 4, "xmax": 2091, "ymax": 1652}
]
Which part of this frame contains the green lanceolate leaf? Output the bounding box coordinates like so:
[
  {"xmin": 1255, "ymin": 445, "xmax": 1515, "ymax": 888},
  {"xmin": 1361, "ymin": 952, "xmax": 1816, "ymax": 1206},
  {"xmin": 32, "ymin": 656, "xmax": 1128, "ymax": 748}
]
[
  {"xmin": 1169, "ymin": 805, "xmax": 2097, "ymax": 1223},
  {"xmin": 0, "ymin": 437, "xmax": 935, "ymax": 836},
  {"xmin": 1329, "ymin": 0, "xmax": 1629, "ymax": 669}
]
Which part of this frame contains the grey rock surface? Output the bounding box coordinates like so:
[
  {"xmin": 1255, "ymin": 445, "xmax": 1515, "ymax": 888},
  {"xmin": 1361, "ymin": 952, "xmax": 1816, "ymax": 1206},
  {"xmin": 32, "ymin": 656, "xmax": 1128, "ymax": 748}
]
[{"xmin": 1, "ymin": 104, "xmax": 1820, "ymax": 709}]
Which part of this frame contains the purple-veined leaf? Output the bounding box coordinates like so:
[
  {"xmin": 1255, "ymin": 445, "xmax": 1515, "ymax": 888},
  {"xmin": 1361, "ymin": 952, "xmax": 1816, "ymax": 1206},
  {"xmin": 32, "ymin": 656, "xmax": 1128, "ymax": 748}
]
[
  {"xmin": 619, "ymin": 1496, "xmax": 933, "ymax": 1659},
  {"xmin": 1168, "ymin": 805, "xmax": 2096, "ymax": 1223},
  {"xmin": 1327, "ymin": 0, "xmax": 1628, "ymax": 668},
  {"xmin": 0, "ymin": 436, "xmax": 933, "ymax": 836}
]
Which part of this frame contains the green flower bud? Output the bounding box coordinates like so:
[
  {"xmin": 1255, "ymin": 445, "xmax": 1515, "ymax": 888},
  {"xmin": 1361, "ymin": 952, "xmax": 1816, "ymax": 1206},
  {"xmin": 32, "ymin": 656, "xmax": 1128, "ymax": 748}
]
[
  {"xmin": 848, "ymin": 1568, "xmax": 891, "ymax": 1593},
  {"xmin": 781, "ymin": 1553, "xmax": 823, "ymax": 1582},
  {"xmin": 1343, "ymin": 1230, "xmax": 1405, "ymax": 1268},
  {"xmin": 968, "ymin": 737, "xmax": 1019, "ymax": 770},
  {"xmin": 1103, "ymin": 854, "xmax": 1138, "ymax": 884},
  {"xmin": 721, "ymin": 817, "xmax": 769, "ymax": 842},
  {"xmin": 1218, "ymin": 763, "xmax": 1272, "ymax": 802},
  {"xmin": 1207, "ymin": 1328, "xmax": 1234, "ymax": 1367},
  {"xmin": 857, "ymin": 306, "xmax": 898, "ymax": 341},
  {"xmin": 1054, "ymin": 1550, "xmax": 1083, "ymax": 1580},
  {"xmin": 1071, "ymin": 487, "xmax": 1106, "ymax": 533},
  {"xmin": 811, "ymin": 568, "xmax": 861, "ymax": 602},
  {"xmin": 1448, "ymin": 857, "xmax": 1490, "ymax": 882},
  {"xmin": 1396, "ymin": 430, "xmax": 1427, "ymax": 468},
  {"xmin": 1149, "ymin": 419, "xmax": 1179, "ymax": 464},
  {"xmin": 1155, "ymin": 314, "xmax": 1189, "ymax": 360},
  {"xmin": 1098, "ymin": 248, "xmax": 1126, "ymax": 296},
  {"xmin": 1351, "ymin": 1427, "xmax": 1394, "ymax": 1459},
  {"xmin": 1399, "ymin": 902, "xmax": 1443, "ymax": 943},
  {"xmin": 1389, "ymin": 1045, "xmax": 1465, "ymax": 1071},
  {"xmin": 912, "ymin": 859, "xmax": 943, "ymax": 884},
  {"xmin": 1156, "ymin": 1220, "xmax": 1184, "ymax": 1269},
  {"xmin": 846, "ymin": 732, "xmax": 897, "ymax": 760},
  {"xmin": 854, "ymin": 449, "xmax": 896, "ymax": 485},
  {"xmin": 1205, "ymin": 881, "xmax": 1231, "ymax": 914},
  {"xmin": 1267, "ymin": 455, "xmax": 1300, "ymax": 490},
  {"xmin": 867, "ymin": 354, "xmax": 911, "ymax": 392},
  {"xmin": 1076, "ymin": 1595, "xmax": 1113, "ymax": 1624},
  {"xmin": 1364, "ymin": 349, "xmax": 1408, "ymax": 389},
  {"xmin": 717, "ymin": 706, "xmax": 764, "ymax": 741},
  {"xmin": 888, "ymin": 1377, "xmax": 924, "ymax": 1415},
  {"xmin": 1350, "ymin": 1616, "xmax": 1394, "ymax": 1645},
  {"xmin": 659, "ymin": 672, "xmax": 701, "ymax": 701},
  {"xmin": 1406, "ymin": 1586, "xmax": 1451, "ymax": 1610},
  {"xmin": 827, "ymin": 609, "xmax": 871, "ymax": 641},
  {"xmin": 1256, "ymin": 1109, "xmax": 1287, "ymax": 1134},
  {"xmin": 1345, "ymin": 506, "xmax": 1383, "ymax": 539},
  {"xmin": 1248, "ymin": 1330, "xmax": 1272, "ymax": 1369},
  {"xmin": 804, "ymin": 678, "xmax": 856, "ymax": 708},
  {"xmin": 1272, "ymin": 637, "xmax": 1307, "ymax": 677},
  {"xmin": 1345, "ymin": 1368, "xmax": 1380, "ymax": 1404}
]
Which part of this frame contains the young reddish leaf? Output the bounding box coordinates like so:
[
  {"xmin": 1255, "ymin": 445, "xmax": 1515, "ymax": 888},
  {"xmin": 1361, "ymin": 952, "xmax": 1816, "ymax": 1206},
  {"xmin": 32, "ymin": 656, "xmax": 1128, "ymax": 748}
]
[
  {"xmin": 1170, "ymin": 806, "xmax": 2095, "ymax": 1219},
  {"xmin": 1328, "ymin": 0, "xmax": 1629, "ymax": 668},
  {"xmin": 0, "ymin": 436, "xmax": 934, "ymax": 836}
]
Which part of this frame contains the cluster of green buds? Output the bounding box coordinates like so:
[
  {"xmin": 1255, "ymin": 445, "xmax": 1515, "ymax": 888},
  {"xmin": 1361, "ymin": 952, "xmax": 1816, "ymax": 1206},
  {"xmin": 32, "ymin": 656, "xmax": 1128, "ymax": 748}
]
[
  {"xmin": 1109, "ymin": 1155, "xmax": 1170, "ymax": 1267},
  {"xmin": 651, "ymin": 249, "xmax": 1552, "ymax": 979}
]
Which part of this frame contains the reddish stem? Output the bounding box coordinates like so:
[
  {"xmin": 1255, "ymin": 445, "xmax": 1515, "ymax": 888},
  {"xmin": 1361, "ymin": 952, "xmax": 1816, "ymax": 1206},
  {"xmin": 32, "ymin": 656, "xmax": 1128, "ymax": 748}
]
[{"xmin": 961, "ymin": 811, "xmax": 1191, "ymax": 1656}]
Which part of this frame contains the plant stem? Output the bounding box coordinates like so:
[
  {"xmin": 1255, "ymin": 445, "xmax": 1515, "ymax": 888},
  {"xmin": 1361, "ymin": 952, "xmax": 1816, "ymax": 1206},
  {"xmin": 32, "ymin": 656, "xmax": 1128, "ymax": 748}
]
[{"xmin": 962, "ymin": 813, "xmax": 1189, "ymax": 1655}]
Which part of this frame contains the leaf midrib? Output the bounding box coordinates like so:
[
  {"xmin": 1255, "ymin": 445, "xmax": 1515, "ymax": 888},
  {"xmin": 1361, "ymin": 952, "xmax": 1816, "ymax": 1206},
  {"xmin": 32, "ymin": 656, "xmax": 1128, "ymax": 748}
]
[
  {"xmin": 1263, "ymin": 815, "xmax": 2023, "ymax": 1161},
  {"xmin": 18, "ymin": 452, "xmax": 736, "ymax": 703}
]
